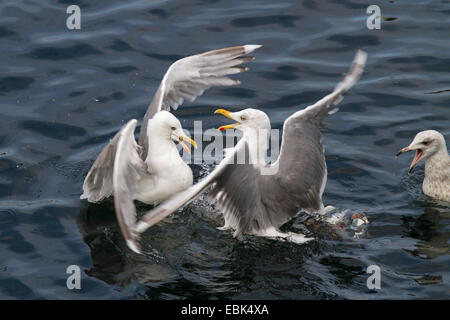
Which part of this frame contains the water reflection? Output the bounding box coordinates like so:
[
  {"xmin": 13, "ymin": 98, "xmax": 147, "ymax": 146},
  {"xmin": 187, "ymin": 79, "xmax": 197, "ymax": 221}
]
[
  {"xmin": 76, "ymin": 203, "xmax": 178, "ymax": 290},
  {"xmin": 403, "ymin": 205, "xmax": 450, "ymax": 260}
]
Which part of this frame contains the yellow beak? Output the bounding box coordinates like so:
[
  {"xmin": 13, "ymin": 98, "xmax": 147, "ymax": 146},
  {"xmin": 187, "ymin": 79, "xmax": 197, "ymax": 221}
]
[
  {"xmin": 178, "ymin": 135, "xmax": 197, "ymax": 154},
  {"xmin": 214, "ymin": 109, "xmax": 240, "ymax": 131}
]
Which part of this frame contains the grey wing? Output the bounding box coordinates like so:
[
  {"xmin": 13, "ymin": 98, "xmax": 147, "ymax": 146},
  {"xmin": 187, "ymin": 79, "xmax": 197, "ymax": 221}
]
[
  {"xmin": 112, "ymin": 119, "xmax": 149, "ymax": 254},
  {"xmin": 81, "ymin": 131, "xmax": 121, "ymax": 202},
  {"xmin": 267, "ymin": 50, "xmax": 368, "ymax": 215},
  {"xmin": 133, "ymin": 140, "xmax": 269, "ymax": 238},
  {"xmin": 266, "ymin": 121, "xmax": 327, "ymax": 216},
  {"xmin": 138, "ymin": 44, "xmax": 261, "ymax": 158}
]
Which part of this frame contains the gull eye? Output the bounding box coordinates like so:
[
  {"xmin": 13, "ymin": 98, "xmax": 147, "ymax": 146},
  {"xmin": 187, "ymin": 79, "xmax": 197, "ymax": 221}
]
[
  {"xmin": 422, "ymin": 140, "xmax": 430, "ymax": 146},
  {"xmin": 171, "ymin": 126, "xmax": 176, "ymax": 131},
  {"xmin": 240, "ymin": 116, "xmax": 247, "ymax": 121}
]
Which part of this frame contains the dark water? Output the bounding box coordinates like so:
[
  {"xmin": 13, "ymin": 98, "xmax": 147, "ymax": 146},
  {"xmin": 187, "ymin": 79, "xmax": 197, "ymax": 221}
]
[{"xmin": 0, "ymin": 0, "xmax": 449, "ymax": 300}]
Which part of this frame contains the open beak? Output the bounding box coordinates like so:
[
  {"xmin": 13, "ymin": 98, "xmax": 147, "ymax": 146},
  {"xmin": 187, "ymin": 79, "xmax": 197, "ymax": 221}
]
[
  {"xmin": 178, "ymin": 135, "xmax": 197, "ymax": 154},
  {"xmin": 396, "ymin": 146, "xmax": 424, "ymax": 175},
  {"xmin": 214, "ymin": 109, "xmax": 240, "ymax": 131}
]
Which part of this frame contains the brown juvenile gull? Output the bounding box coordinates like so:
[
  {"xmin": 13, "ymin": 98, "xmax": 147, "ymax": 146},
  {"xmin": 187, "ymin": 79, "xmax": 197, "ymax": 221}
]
[
  {"xmin": 129, "ymin": 50, "xmax": 367, "ymax": 249},
  {"xmin": 80, "ymin": 45, "xmax": 261, "ymax": 253},
  {"xmin": 396, "ymin": 130, "xmax": 450, "ymax": 202}
]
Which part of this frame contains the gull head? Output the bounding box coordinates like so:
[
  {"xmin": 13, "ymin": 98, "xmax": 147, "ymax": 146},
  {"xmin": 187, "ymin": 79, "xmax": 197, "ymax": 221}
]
[
  {"xmin": 214, "ymin": 108, "xmax": 271, "ymax": 135},
  {"xmin": 396, "ymin": 130, "xmax": 447, "ymax": 174},
  {"xmin": 151, "ymin": 111, "xmax": 197, "ymax": 153}
]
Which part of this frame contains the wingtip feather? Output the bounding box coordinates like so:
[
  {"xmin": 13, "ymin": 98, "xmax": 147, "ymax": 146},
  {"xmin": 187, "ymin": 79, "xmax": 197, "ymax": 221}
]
[
  {"xmin": 127, "ymin": 239, "xmax": 141, "ymax": 254},
  {"xmin": 354, "ymin": 49, "xmax": 368, "ymax": 67},
  {"xmin": 244, "ymin": 44, "xmax": 262, "ymax": 54}
]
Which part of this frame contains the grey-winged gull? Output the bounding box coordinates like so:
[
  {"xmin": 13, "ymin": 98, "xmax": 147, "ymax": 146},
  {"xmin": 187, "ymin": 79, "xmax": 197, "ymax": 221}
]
[
  {"xmin": 80, "ymin": 45, "xmax": 261, "ymax": 253},
  {"xmin": 396, "ymin": 130, "xmax": 449, "ymax": 202},
  {"xmin": 129, "ymin": 50, "xmax": 367, "ymax": 251}
]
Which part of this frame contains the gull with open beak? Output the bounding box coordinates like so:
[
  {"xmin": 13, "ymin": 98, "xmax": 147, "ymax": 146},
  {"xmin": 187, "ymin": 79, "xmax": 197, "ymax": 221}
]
[
  {"xmin": 396, "ymin": 130, "xmax": 449, "ymax": 202},
  {"xmin": 80, "ymin": 44, "xmax": 261, "ymax": 253},
  {"xmin": 130, "ymin": 50, "xmax": 367, "ymax": 248}
]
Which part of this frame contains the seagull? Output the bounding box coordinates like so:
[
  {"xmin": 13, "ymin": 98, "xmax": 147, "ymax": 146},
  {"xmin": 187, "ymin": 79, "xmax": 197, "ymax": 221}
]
[
  {"xmin": 130, "ymin": 50, "xmax": 367, "ymax": 251},
  {"xmin": 80, "ymin": 45, "xmax": 261, "ymax": 253},
  {"xmin": 396, "ymin": 130, "xmax": 449, "ymax": 202}
]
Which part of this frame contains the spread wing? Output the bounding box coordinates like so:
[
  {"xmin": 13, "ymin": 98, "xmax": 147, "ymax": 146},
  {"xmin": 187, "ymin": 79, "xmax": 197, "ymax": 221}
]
[
  {"xmin": 112, "ymin": 119, "xmax": 149, "ymax": 254},
  {"xmin": 81, "ymin": 119, "xmax": 149, "ymax": 253},
  {"xmin": 138, "ymin": 44, "xmax": 261, "ymax": 159},
  {"xmin": 269, "ymin": 49, "xmax": 367, "ymax": 213},
  {"xmin": 81, "ymin": 131, "xmax": 121, "ymax": 202}
]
